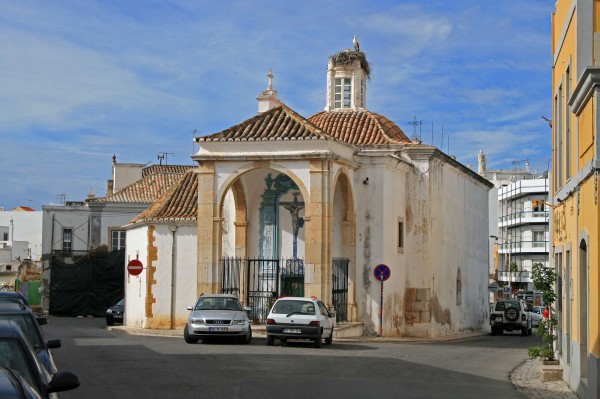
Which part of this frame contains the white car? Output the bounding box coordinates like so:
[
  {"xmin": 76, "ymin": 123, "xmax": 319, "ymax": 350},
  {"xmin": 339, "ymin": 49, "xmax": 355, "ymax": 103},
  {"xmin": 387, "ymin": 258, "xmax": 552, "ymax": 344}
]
[
  {"xmin": 184, "ymin": 294, "xmax": 252, "ymax": 344},
  {"xmin": 266, "ymin": 296, "xmax": 335, "ymax": 348},
  {"xmin": 527, "ymin": 305, "xmax": 544, "ymax": 327}
]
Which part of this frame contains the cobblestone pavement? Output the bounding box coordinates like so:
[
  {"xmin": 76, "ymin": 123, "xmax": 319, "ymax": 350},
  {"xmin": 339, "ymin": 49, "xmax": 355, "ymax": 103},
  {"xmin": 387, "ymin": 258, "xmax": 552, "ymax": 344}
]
[{"xmin": 510, "ymin": 358, "xmax": 578, "ymax": 399}]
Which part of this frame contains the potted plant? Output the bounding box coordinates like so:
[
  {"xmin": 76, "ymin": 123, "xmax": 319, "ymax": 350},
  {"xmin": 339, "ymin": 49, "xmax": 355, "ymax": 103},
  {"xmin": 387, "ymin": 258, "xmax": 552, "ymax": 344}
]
[{"xmin": 527, "ymin": 262, "xmax": 558, "ymax": 363}]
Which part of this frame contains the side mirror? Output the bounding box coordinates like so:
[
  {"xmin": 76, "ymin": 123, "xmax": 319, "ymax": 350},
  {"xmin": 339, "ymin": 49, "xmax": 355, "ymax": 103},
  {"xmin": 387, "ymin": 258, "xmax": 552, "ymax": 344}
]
[
  {"xmin": 36, "ymin": 316, "xmax": 48, "ymax": 326},
  {"xmin": 187, "ymin": 306, "xmax": 193, "ymax": 311},
  {"xmin": 244, "ymin": 306, "xmax": 251, "ymax": 312},
  {"xmin": 46, "ymin": 371, "xmax": 80, "ymax": 393},
  {"xmin": 329, "ymin": 312, "xmax": 336, "ymax": 319},
  {"xmin": 47, "ymin": 339, "xmax": 61, "ymax": 349}
]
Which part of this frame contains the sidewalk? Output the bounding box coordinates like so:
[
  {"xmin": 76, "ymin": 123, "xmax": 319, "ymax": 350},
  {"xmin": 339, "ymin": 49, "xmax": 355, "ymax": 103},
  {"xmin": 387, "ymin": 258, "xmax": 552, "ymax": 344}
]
[
  {"xmin": 109, "ymin": 325, "xmax": 578, "ymax": 398},
  {"xmin": 510, "ymin": 358, "xmax": 578, "ymax": 399}
]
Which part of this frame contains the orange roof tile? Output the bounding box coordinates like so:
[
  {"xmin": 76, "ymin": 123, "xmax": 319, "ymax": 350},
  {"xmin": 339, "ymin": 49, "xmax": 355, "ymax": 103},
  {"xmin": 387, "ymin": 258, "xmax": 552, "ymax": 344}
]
[
  {"xmin": 129, "ymin": 170, "xmax": 197, "ymax": 224},
  {"xmin": 196, "ymin": 103, "xmax": 330, "ymax": 143},
  {"xmin": 309, "ymin": 110, "xmax": 411, "ymax": 145}
]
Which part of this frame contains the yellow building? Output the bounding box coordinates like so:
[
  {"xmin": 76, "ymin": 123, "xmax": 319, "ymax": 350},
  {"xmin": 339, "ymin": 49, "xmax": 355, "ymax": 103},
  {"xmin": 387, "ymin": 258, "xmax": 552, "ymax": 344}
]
[{"xmin": 552, "ymin": 1, "xmax": 600, "ymax": 397}]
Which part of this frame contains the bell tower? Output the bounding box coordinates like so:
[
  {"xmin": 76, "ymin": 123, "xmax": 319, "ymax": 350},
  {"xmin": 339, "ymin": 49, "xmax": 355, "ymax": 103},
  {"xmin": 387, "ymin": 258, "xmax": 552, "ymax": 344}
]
[{"xmin": 324, "ymin": 44, "xmax": 369, "ymax": 112}]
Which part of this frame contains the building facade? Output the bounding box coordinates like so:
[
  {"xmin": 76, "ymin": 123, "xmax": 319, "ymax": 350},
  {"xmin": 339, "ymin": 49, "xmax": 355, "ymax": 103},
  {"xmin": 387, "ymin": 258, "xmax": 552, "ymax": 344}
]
[
  {"xmin": 552, "ymin": 1, "xmax": 600, "ymax": 397},
  {"xmin": 124, "ymin": 47, "xmax": 493, "ymax": 338}
]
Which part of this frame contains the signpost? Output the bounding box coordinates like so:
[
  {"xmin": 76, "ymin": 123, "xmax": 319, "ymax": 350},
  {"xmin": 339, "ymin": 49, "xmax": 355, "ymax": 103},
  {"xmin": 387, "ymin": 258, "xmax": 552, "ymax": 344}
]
[
  {"xmin": 373, "ymin": 264, "xmax": 391, "ymax": 337},
  {"xmin": 488, "ymin": 282, "xmax": 499, "ymax": 292},
  {"xmin": 127, "ymin": 259, "xmax": 144, "ymax": 276}
]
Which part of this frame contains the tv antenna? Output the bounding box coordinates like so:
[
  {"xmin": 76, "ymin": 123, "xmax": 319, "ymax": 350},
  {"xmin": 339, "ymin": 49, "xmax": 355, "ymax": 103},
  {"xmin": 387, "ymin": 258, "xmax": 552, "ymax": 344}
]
[{"xmin": 157, "ymin": 152, "xmax": 175, "ymax": 165}]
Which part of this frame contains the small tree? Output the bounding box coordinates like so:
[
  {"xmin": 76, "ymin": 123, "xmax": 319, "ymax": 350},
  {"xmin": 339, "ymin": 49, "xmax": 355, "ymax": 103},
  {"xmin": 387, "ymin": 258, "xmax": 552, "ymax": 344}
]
[{"xmin": 527, "ymin": 262, "xmax": 558, "ymax": 361}]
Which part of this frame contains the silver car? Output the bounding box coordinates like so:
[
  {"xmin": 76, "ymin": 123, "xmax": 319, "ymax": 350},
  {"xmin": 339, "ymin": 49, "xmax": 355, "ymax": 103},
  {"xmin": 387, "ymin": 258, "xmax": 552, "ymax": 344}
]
[{"xmin": 184, "ymin": 294, "xmax": 252, "ymax": 344}]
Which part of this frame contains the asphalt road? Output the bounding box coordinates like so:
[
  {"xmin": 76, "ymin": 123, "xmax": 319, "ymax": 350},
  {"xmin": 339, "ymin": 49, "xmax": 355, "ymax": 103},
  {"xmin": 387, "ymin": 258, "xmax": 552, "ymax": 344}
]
[{"xmin": 41, "ymin": 316, "xmax": 539, "ymax": 399}]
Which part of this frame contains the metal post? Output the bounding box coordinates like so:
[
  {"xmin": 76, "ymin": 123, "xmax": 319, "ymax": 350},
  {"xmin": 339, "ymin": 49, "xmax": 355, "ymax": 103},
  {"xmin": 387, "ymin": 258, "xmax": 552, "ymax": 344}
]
[{"xmin": 379, "ymin": 280, "xmax": 383, "ymax": 337}]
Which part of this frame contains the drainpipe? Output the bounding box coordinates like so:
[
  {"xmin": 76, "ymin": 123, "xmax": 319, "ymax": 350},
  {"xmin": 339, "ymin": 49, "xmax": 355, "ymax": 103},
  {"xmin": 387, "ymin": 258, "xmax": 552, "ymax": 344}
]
[{"xmin": 169, "ymin": 225, "xmax": 177, "ymax": 329}]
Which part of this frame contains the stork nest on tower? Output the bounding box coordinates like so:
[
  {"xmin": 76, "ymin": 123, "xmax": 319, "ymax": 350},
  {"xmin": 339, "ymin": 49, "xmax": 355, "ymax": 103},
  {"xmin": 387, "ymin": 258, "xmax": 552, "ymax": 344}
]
[{"xmin": 330, "ymin": 50, "xmax": 371, "ymax": 80}]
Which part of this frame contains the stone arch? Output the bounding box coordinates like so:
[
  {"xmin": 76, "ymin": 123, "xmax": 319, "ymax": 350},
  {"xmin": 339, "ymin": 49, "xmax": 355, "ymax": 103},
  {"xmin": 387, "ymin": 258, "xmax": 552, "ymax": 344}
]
[
  {"xmin": 217, "ymin": 162, "xmax": 309, "ymax": 212},
  {"xmin": 332, "ymin": 168, "xmax": 357, "ymax": 321}
]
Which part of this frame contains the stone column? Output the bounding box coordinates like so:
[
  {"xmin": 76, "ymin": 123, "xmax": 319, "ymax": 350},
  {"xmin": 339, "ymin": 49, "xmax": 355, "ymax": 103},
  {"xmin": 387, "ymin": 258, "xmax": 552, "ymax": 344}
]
[
  {"xmin": 304, "ymin": 160, "xmax": 333, "ymax": 303},
  {"xmin": 197, "ymin": 163, "xmax": 221, "ymax": 295}
]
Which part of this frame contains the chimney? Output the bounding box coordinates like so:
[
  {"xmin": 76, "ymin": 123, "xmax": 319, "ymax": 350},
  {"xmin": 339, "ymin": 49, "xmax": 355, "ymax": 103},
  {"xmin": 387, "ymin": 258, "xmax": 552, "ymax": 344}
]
[{"xmin": 107, "ymin": 180, "xmax": 114, "ymax": 196}]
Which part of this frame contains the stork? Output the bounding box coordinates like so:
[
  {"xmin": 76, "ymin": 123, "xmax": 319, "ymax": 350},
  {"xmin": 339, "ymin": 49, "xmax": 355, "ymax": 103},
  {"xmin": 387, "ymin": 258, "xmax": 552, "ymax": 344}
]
[{"xmin": 353, "ymin": 35, "xmax": 360, "ymax": 51}]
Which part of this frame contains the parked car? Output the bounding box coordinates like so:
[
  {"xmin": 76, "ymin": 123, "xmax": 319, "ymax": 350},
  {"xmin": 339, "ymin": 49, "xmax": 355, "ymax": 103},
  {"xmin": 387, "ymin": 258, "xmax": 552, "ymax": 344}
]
[
  {"xmin": 490, "ymin": 299, "xmax": 532, "ymax": 336},
  {"xmin": 526, "ymin": 305, "xmax": 543, "ymax": 327},
  {"xmin": 184, "ymin": 294, "xmax": 252, "ymax": 344},
  {"xmin": 0, "ymin": 319, "xmax": 79, "ymax": 398},
  {"xmin": 266, "ymin": 296, "xmax": 335, "ymax": 348},
  {"xmin": 0, "ymin": 291, "xmax": 47, "ymax": 326},
  {"xmin": 0, "ymin": 303, "xmax": 61, "ymax": 374},
  {"xmin": 105, "ymin": 299, "xmax": 124, "ymax": 326}
]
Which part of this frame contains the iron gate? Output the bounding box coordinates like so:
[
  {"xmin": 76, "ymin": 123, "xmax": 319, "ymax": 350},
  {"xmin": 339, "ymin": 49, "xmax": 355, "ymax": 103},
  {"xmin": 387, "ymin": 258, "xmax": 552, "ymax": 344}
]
[
  {"xmin": 332, "ymin": 258, "xmax": 349, "ymax": 322},
  {"xmin": 246, "ymin": 258, "xmax": 304, "ymax": 323},
  {"xmin": 220, "ymin": 257, "xmax": 242, "ymax": 296}
]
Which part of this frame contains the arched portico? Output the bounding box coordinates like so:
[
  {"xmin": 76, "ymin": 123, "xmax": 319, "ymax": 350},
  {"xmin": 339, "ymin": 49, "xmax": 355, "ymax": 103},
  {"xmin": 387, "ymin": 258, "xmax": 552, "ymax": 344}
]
[{"xmin": 197, "ymin": 159, "xmax": 336, "ymax": 321}]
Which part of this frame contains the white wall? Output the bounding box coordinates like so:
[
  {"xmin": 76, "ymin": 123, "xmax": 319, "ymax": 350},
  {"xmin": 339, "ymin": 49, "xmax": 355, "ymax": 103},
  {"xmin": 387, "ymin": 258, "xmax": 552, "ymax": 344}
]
[
  {"xmin": 353, "ymin": 154, "xmax": 489, "ymax": 337},
  {"xmin": 124, "ymin": 226, "xmax": 148, "ymax": 328},
  {"xmin": 125, "ymin": 223, "xmax": 197, "ymax": 329},
  {"xmin": 0, "ymin": 211, "xmax": 43, "ymax": 259}
]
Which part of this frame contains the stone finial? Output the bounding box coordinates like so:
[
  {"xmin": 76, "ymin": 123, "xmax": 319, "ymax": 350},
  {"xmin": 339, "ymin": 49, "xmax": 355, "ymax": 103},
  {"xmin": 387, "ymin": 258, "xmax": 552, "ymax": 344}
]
[
  {"xmin": 257, "ymin": 68, "xmax": 280, "ymax": 114},
  {"xmin": 477, "ymin": 150, "xmax": 486, "ymax": 177}
]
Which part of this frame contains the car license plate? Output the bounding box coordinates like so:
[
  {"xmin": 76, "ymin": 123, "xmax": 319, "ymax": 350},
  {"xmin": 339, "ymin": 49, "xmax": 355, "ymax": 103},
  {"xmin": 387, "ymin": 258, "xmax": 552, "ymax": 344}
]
[
  {"xmin": 283, "ymin": 328, "xmax": 301, "ymax": 334},
  {"xmin": 208, "ymin": 327, "xmax": 228, "ymax": 332}
]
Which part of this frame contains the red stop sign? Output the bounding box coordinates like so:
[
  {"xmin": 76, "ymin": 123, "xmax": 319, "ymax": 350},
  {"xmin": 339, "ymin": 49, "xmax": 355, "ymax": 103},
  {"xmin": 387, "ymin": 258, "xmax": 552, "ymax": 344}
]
[{"xmin": 127, "ymin": 259, "xmax": 144, "ymax": 276}]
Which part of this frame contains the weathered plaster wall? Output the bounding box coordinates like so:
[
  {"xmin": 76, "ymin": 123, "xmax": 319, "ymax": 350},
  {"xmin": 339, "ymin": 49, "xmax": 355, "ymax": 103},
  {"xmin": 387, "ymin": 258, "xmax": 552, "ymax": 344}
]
[{"xmin": 354, "ymin": 154, "xmax": 489, "ymax": 337}]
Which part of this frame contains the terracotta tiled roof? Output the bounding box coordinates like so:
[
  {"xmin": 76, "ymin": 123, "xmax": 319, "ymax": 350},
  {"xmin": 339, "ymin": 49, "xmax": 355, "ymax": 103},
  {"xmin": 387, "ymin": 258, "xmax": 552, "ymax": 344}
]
[
  {"xmin": 142, "ymin": 164, "xmax": 195, "ymax": 177},
  {"xmin": 13, "ymin": 206, "xmax": 35, "ymax": 211},
  {"xmin": 196, "ymin": 103, "xmax": 330, "ymax": 142},
  {"xmin": 89, "ymin": 172, "xmax": 188, "ymax": 204},
  {"xmin": 129, "ymin": 170, "xmax": 197, "ymax": 224},
  {"xmin": 309, "ymin": 110, "xmax": 411, "ymax": 145},
  {"xmin": 88, "ymin": 164, "xmax": 195, "ymax": 204}
]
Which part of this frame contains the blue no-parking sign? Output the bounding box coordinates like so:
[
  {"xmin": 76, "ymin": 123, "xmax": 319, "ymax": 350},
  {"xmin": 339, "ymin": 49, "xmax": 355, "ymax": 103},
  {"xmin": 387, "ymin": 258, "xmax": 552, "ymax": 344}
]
[{"xmin": 374, "ymin": 264, "xmax": 391, "ymax": 281}]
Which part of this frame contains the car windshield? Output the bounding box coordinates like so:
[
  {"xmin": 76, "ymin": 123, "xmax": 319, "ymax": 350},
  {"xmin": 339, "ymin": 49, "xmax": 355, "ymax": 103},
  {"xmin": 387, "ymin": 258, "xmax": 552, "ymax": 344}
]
[
  {"xmin": 271, "ymin": 300, "xmax": 316, "ymax": 315},
  {"xmin": 195, "ymin": 297, "xmax": 242, "ymax": 311},
  {"xmin": 0, "ymin": 338, "xmax": 38, "ymax": 389},
  {"xmin": 0, "ymin": 315, "xmax": 43, "ymax": 349},
  {"xmin": 495, "ymin": 301, "xmax": 520, "ymax": 311}
]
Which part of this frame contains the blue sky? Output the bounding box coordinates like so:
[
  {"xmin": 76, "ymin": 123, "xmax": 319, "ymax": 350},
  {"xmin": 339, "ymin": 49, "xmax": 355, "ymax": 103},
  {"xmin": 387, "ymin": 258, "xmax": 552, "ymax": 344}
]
[{"xmin": 0, "ymin": 1, "xmax": 554, "ymax": 211}]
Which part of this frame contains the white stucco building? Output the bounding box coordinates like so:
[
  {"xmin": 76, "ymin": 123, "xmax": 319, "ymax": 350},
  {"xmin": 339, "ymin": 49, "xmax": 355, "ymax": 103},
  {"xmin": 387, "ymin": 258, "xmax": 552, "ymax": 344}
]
[
  {"xmin": 124, "ymin": 47, "xmax": 493, "ymax": 338},
  {"xmin": 477, "ymin": 151, "xmax": 550, "ymax": 303}
]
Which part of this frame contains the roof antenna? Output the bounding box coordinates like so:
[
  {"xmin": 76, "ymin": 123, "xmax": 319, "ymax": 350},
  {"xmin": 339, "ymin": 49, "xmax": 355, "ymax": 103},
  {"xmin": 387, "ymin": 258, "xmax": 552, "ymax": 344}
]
[{"xmin": 158, "ymin": 152, "xmax": 175, "ymax": 165}]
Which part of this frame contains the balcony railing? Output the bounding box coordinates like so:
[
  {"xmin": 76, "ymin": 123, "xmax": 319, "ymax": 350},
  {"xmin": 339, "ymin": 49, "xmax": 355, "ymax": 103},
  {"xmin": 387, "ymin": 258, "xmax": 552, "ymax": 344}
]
[
  {"xmin": 498, "ymin": 240, "xmax": 549, "ymax": 254},
  {"xmin": 499, "ymin": 210, "xmax": 548, "ymax": 227},
  {"xmin": 497, "ymin": 270, "xmax": 532, "ymax": 283}
]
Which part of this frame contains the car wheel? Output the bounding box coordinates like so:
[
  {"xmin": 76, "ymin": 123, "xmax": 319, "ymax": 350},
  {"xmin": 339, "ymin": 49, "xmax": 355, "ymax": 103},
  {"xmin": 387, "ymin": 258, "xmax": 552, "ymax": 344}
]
[
  {"xmin": 521, "ymin": 327, "xmax": 527, "ymax": 336},
  {"xmin": 266, "ymin": 335, "xmax": 275, "ymax": 346},
  {"xmin": 184, "ymin": 324, "xmax": 199, "ymax": 344},
  {"xmin": 490, "ymin": 327, "xmax": 497, "ymax": 336},
  {"xmin": 325, "ymin": 328, "xmax": 333, "ymax": 345},
  {"xmin": 313, "ymin": 336, "xmax": 322, "ymax": 348},
  {"xmin": 106, "ymin": 316, "xmax": 115, "ymax": 326},
  {"xmin": 280, "ymin": 338, "xmax": 288, "ymax": 347},
  {"xmin": 239, "ymin": 327, "xmax": 252, "ymax": 344}
]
